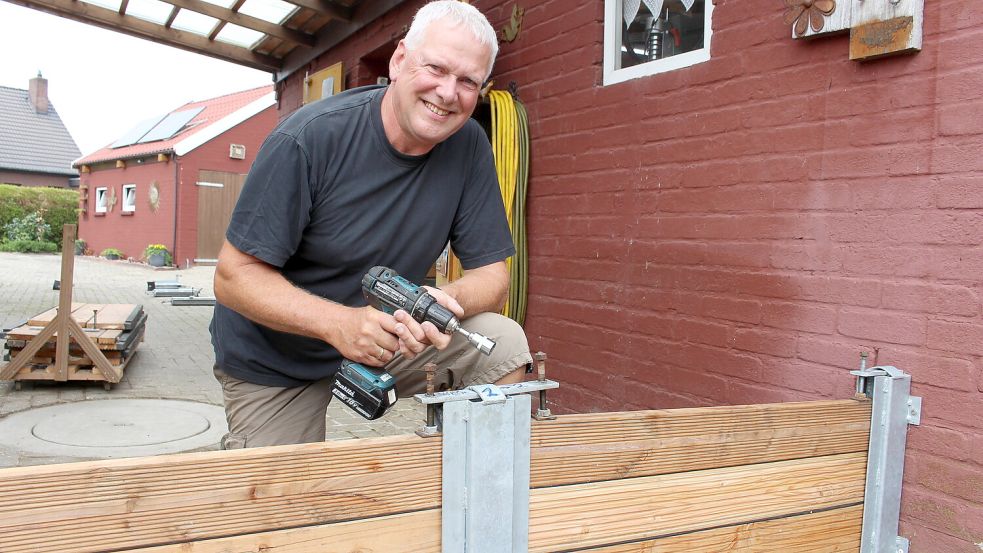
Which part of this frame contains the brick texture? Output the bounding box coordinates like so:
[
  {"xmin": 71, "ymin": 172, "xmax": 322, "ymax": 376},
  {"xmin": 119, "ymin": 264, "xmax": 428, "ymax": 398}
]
[{"xmin": 276, "ymin": 1, "xmax": 983, "ymax": 549}]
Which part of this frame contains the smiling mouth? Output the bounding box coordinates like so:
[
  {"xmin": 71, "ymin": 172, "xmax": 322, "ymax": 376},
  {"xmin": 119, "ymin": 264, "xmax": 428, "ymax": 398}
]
[{"xmin": 423, "ymin": 100, "xmax": 451, "ymax": 117}]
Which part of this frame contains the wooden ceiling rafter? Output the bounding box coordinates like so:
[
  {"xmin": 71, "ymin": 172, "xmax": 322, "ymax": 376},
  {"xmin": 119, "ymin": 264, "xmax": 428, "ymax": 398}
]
[
  {"xmin": 7, "ymin": 0, "xmax": 400, "ymax": 78},
  {"xmin": 156, "ymin": 0, "xmax": 316, "ymax": 47},
  {"xmin": 5, "ymin": 0, "xmax": 281, "ymax": 71}
]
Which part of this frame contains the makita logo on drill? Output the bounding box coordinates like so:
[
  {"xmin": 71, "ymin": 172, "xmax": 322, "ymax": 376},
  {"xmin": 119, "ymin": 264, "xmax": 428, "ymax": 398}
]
[{"xmin": 376, "ymin": 283, "xmax": 404, "ymax": 307}]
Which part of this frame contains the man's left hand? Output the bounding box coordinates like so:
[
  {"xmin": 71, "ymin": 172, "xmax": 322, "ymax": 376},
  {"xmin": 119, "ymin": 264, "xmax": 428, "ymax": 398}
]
[{"xmin": 391, "ymin": 287, "xmax": 463, "ymax": 359}]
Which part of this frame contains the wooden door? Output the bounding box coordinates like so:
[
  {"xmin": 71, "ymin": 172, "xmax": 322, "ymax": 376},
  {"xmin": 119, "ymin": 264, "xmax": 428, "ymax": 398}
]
[{"xmin": 195, "ymin": 170, "xmax": 246, "ymax": 262}]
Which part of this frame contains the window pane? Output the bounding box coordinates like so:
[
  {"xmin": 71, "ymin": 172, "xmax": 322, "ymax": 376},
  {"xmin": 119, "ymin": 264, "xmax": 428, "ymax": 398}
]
[{"xmin": 620, "ymin": 0, "xmax": 705, "ymax": 70}]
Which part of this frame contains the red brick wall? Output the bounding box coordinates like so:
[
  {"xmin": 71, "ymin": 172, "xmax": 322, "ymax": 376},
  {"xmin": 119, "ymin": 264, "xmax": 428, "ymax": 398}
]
[
  {"xmin": 78, "ymin": 162, "xmax": 176, "ymax": 260},
  {"xmin": 278, "ymin": 1, "xmax": 983, "ymax": 549},
  {"xmin": 174, "ymin": 105, "xmax": 277, "ymax": 264}
]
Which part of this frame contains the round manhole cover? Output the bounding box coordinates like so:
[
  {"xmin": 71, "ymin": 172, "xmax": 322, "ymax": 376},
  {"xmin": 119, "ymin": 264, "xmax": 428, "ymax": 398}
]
[
  {"xmin": 33, "ymin": 404, "xmax": 212, "ymax": 447},
  {"xmin": 0, "ymin": 399, "xmax": 228, "ymax": 459}
]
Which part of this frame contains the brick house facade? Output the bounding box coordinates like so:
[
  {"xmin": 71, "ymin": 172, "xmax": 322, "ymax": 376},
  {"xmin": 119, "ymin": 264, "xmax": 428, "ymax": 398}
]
[
  {"xmin": 269, "ymin": 1, "xmax": 982, "ymax": 549},
  {"xmin": 75, "ymin": 86, "xmax": 276, "ymax": 265}
]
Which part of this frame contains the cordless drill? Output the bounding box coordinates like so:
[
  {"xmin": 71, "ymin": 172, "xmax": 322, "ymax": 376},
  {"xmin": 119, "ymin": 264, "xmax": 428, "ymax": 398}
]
[{"xmin": 330, "ymin": 266, "xmax": 497, "ymax": 420}]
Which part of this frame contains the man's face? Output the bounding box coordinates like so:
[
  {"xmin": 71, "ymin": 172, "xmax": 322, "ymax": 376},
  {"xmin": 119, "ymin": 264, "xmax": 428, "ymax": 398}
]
[{"xmin": 384, "ymin": 18, "xmax": 491, "ymax": 155}]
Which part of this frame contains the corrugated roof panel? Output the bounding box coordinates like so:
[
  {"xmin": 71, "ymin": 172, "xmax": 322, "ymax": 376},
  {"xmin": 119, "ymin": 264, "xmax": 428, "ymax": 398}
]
[
  {"xmin": 125, "ymin": 0, "xmax": 172, "ymax": 24},
  {"xmin": 238, "ymin": 0, "xmax": 297, "ymax": 24},
  {"xmin": 215, "ymin": 23, "xmax": 264, "ymax": 48},
  {"xmin": 111, "ymin": 114, "xmax": 166, "ymax": 148},
  {"xmin": 137, "ymin": 107, "xmax": 204, "ymax": 143},
  {"xmin": 171, "ymin": 9, "xmax": 220, "ymax": 35}
]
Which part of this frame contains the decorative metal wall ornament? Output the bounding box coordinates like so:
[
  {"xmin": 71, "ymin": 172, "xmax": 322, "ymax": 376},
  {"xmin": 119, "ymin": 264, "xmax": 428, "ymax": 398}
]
[
  {"xmin": 784, "ymin": 0, "xmax": 837, "ymax": 37},
  {"xmin": 148, "ymin": 181, "xmax": 161, "ymax": 213},
  {"xmin": 107, "ymin": 186, "xmax": 117, "ymax": 212},
  {"xmin": 499, "ymin": 4, "xmax": 524, "ymax": 43},
  {"xmin": 783, "ymin": 0, "xmax": 923, "ymax": 60}
]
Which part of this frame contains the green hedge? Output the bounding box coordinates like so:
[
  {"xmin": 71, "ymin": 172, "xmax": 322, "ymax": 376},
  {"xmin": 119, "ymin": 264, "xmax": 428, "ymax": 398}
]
[
  {"xmin": 0, "ymin": 240, "xmax": 59, "ymax": 253},
  {"xmin": 0, "ymin": 183, "xmax": 79, "ymax": 247}
]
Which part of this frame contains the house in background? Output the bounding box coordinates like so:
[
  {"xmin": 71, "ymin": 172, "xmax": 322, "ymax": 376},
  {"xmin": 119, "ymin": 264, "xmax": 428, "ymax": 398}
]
[
  {"xmin": 75, "ymin": 85, "xmax": 275, "ymax": 266},
  {"xmin": 0, "ymin": 73, "xmax": 81, "ymax": 188}
]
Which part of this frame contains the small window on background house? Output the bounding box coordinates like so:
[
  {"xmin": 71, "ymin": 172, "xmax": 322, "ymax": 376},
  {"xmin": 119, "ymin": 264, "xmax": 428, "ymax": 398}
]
[
  {"xmin": 603, "ymin": 0, "xmax": 713, "ymax": 85},
  {"xmin": 122, "ymin": 184, "xmax": 136, "ymax": 213},
  {"xmin": 95, "ymin": 187, "xmax": 108, "ymax": 213}
]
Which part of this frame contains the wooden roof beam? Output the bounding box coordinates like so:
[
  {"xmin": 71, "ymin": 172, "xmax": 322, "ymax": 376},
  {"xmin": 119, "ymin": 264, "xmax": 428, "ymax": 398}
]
[
  {"xmin": 7, "ymin": 0, "xmax": 281, "ymax": 72},
  {"xmin": 283, "ymin": 0, "xmax": 351, "ymax": 22},
  {"xmin": 158, "ymin": 0, "xmax": 316, "ymax": 47}
]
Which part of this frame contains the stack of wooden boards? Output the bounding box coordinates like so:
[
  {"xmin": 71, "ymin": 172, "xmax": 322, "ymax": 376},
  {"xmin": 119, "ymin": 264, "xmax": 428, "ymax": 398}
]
[
  {"xmin": 2, "ymin": 303, "xmax": 146, "ymax": 386},
  {"xmin": 0, "ymin": 399, "xmax": 872, "ymax": 552}
]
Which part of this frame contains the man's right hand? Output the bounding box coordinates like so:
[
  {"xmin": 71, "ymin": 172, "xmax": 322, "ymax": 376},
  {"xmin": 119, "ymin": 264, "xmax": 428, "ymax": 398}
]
[{"xmin": 330, "ymin": 306, "xmax": 401, "ymax": 367}]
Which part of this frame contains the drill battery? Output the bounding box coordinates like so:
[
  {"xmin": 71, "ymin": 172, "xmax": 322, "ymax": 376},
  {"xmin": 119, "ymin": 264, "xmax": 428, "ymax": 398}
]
[{"xmin": 330, "ymin": 359, "xmax": 398, "ymax": 420}]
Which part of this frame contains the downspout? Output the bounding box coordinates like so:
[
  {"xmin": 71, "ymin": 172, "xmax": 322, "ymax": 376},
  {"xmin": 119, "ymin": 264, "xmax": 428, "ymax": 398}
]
[{"xmin": 172, "ymin": 152, "xmax": 180, "ymax": 267}]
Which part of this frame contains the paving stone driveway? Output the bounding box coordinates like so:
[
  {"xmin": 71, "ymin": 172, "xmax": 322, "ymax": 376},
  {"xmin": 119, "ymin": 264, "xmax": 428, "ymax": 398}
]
[{"xmin": 0, "ymin": 252, "xmax": 425, "ymax": 467}]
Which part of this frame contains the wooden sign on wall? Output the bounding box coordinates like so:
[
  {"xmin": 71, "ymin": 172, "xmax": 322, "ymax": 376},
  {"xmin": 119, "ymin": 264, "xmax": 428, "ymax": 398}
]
[
  {"xmin": 786, "ymin": 0, "xmax": 923, "ymax": 61},
  {"xmin": 849, "ymin": 0, "xmax": 924, "ymax": 60}
]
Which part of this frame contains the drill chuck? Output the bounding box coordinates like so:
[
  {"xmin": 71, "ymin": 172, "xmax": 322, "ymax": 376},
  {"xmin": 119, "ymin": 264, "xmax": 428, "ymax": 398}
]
[{"xmin": 457, "ymin": 326, "xmax": 496, "ymax": 355}]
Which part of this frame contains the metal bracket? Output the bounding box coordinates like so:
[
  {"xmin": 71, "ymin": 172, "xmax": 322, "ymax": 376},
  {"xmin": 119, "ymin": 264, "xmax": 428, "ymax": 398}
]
[
  {"xmin": 855, "ymin": 365, "xmax": 921, "ymax": 553},
  {"xmin": 441, "ymin": 392, "xmax": 531, "ymax": 553}
]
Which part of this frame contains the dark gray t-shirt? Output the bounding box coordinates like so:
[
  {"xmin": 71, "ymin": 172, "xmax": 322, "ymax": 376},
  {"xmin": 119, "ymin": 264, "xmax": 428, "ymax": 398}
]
[{"xmin": 210, "ymin": 86, "xmax": 514, "ymax": 386}]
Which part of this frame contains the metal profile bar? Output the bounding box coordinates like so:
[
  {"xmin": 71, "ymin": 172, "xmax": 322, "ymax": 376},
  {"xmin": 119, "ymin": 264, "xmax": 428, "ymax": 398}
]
[
  {"xmin": 442, "ymin": 394, "xmax": 531, "ymax": 553},
  {"xmin": 856, "ymin": 365, "xmax": 921, "ymax": 553}
]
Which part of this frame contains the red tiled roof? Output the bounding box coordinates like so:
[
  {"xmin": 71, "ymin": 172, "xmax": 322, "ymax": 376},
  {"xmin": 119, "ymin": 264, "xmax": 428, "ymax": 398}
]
[{"xmin": 76, "ymin": 85, "xmax": 273, "ymax": 166}]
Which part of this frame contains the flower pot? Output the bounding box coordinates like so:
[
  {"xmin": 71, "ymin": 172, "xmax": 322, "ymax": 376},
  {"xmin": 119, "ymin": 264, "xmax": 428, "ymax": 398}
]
[
  {"xmin": 74, "ymin": 245, "xmax": 84, "ymax": 256},
  {"xmin": 106, "ymin": 254, "xmax": 119, "ymax": 260},
  {"xmin": 148, "ymin": 252, "xmax": 166, "ymax": 267}
]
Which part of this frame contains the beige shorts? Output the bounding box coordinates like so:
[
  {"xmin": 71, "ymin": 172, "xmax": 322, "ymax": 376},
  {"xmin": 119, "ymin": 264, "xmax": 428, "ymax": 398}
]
[{"xmin": 215, "ymin": 312, "xmax": 532, "ymax": 448}]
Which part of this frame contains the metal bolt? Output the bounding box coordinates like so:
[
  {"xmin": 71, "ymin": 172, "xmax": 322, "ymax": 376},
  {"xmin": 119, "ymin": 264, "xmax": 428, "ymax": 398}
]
[{"xmin": 425, "ymin": 362, "xmax": 437, "ymax": 429}]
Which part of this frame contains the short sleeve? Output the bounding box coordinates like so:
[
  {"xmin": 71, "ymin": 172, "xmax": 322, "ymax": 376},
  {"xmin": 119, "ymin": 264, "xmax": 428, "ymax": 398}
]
[
  {"xmin": 225, "ymin": 131, "xmax": 314, "ymax": 268},
  {"xmin": 449, "ymin": 128, "xmax": 516, "ymax": 269}
]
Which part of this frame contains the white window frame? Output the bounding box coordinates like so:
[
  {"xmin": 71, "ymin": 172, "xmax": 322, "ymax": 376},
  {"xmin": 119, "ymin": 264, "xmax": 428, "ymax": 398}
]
[
  {"xmin": 122, "ymin": 184, "xmax": 137, "ymax": 213},
  {"xmin": 603, "ymin": 0, "xmax": 714, "ymax": 86},
  {"xmin": 95, "ymin": 186, "xmax": 108, "ymax": 214}
]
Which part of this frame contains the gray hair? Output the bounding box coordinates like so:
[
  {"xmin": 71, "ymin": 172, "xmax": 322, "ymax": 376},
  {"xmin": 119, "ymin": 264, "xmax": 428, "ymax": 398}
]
[{"xmin": 403, "ymin": 1, "xmax": 499, "ymax": 80}]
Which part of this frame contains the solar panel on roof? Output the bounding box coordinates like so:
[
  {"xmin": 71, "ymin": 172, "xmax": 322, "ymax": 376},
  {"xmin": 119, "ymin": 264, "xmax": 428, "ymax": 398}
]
[
  {"xmin": 137, "ymin": 107, "xmax": 205, "ymax": 144},
  {"xmin": 110, "ymin": 114, "xmax": 166, "ymax": 148}
]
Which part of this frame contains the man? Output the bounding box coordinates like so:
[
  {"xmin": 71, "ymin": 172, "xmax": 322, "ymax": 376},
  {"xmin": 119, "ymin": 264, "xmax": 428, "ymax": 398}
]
[{"xmin": 210, "ymin": 0, "xmax": 532, "ymax": 448}]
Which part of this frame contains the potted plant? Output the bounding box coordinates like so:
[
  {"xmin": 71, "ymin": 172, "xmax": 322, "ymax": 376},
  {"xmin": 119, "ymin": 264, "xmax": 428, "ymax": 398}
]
[
  {"xmin": 144, "ymin": 244, "xmax": 172, "ymax": 267},
  {"xmin": 100, "ymin": 247, "xmax": 123, "ymax": 260},
  {"xmin": 74, "ymin": 238, "xmax": 86, "ymax": 256}
]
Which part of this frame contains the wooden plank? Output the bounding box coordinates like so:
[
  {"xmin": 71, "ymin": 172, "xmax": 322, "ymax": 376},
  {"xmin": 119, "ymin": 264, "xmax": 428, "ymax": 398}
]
[
  {"xmin": 121, "ymin": 510, "xmax": 441, "ymax": 553},
  {"xmin": 0, "ymin": 437, "xmax": 442, "ymax": 553},
  {"xmin": 577, "ymin": 504, "xmax": 862, "ymax": 552},
  {"xmin": 97, "ymin": 329, "xmax": 123, "ymax": 345},
  {"xmin": 530, "ymin": 399, "xmax": 871, "ymax": 487},
  {"xmin": 0, "ymin": 402, "xmax": 870, "ymax": 552},
  {"xmin": 112, "ymin": 459, "xmax": 865, "ymax": 553},
  {"xmin": 527, "ymin": 453, "xmax": 867, "ymax": 552},
  {"xmin": 85, "ymin": 304, "xmax": 138, "ymax": 330},
  {"xmin": 125, "ymin": 502, "xmax": 864, "ymax": 553}
]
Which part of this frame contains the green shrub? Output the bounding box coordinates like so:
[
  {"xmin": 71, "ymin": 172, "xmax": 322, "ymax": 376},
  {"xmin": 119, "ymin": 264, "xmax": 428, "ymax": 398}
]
[
  {"xmin": 0, "ymin": 240, "xmax": 59, "ymax": 253},
  {"xmin": 0, "ymin": 184, "xmax": 79, "ymax": 245},
  {"xmin": 3, "ymin": 210, "xmax": 50, "ymax": 242},
  {"xmin": 100, "ymin": 247, "xmax": 123, "ymax": 258}
]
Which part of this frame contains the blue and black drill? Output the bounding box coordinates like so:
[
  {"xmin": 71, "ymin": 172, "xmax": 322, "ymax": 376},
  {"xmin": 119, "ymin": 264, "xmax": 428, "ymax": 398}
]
[{"xmin": 330, "ymin": 266, "xmax": 496, "ymax": 420}]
